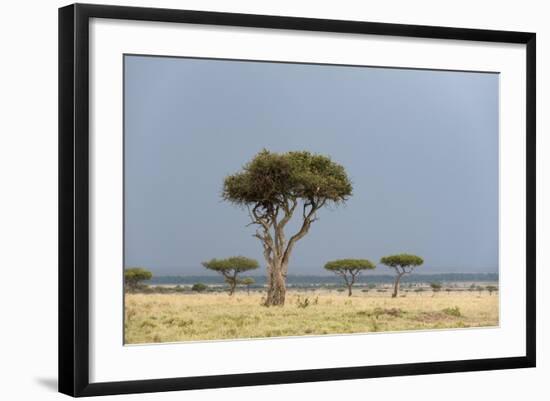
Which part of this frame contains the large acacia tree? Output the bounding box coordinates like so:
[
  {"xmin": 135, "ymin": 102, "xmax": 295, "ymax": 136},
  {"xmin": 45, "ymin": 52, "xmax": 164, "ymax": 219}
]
[
  {"xmin": 223, "ymin": 150, "xmax": 352, "ymax": 306},
  {"xmin": 324, "ymin": 259, "xmax": 375, "ymax": 296},
  {"xmin": 380, "ymin": 254, "xmax": 424, "ymax": 298},
  {"xmin": 202, "ymin": 256, "xmax": 259, "ymax": 295}
]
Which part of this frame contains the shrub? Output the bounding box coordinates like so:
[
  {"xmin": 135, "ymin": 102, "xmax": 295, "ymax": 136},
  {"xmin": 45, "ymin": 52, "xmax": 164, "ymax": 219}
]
[
  {"xmin": 296, "ymin": 296, "xmax": 310, "ymax": 308},
  {"xmin": 430, "ymin": 282, "xmax": 442, "ymax": 296},
  {"xmin": 191, "ymin": 283, "xmax": 207, "ymax": 292},
  {"xmin": 442, "ymin": 306, "xmax": 462, "ymax": 317}
]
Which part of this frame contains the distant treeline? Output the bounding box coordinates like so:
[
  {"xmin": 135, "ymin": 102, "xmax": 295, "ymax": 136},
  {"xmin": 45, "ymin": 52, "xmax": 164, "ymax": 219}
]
[{"xmin": 147, "ymin": 273, "xmax": 498, "ymax": 286}]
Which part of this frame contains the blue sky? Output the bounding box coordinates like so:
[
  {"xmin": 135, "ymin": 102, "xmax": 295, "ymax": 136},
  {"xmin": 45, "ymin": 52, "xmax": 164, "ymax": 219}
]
[{"xmin": 124, "ymin": 55, "xmax": 499, "ymax": 275}]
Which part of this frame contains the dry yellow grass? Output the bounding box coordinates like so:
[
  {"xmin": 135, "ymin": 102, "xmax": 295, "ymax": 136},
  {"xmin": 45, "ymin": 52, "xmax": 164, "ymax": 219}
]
[{"xmin": 124, "ymin": 290, "xmax": 499, "ymax": 344}]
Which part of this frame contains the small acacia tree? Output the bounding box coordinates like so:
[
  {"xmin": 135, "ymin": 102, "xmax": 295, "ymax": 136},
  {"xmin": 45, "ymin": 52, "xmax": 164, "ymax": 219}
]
[
  {"xmin": 486, "ymin": 285, "xmax": 498, "ymax": 295},
  {"xmin": 223, "ymin": 150, "xmax": 352, "ymax": 306},
  {"xmin": 380, "ymin": 254, "xmax": 424, "ymax": 298},
  {"xmin": 240, "ymin": 277, "xmax": 255, "ymax": 295},
  {"xmin": 430, "ymin": 282, "xmax": 442, "ymax": 296},
  {"xmin": 202, "ymin": 256, "xmax": 259, "ymax": 295},
  {"xmin": 324, "ymin": 259, "xmax": 376, "ymax": 296},
  {"xmin": 124, "ymin": 267, "xmax": 152, "ymax": 292}
]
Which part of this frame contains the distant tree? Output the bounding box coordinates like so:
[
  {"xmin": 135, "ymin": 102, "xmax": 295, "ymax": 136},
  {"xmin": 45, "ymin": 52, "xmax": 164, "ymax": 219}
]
[
  {"xmin": 202, "ymin": 256, "xmax": 259, "ymax": 295},
  {"xmin": 380, "ymin": 254, "xmax": 424, "ymax": 298},
  {"xmin": 124, "ymin": 267, "xmax": 152, "ymax": 292},
  {"xmin": 486, "ymin": 285, "xmax": 498, "ymax": 296},
  {"xmin": 477, "ymin": 285, "xmax": 484, "ymax": 296},
  {"xmin": 191, "ymin": 283, "xmax": 207, "ymax": 292},
  {"xmin": 222, "ymin": 150, "xmax": 352, "ymax": 306},
  {"xmin": 468, "ymin": 283, "xmax": 477, "ymax": 293},
  {"xmin": 324, "ymin": 259, "xmax": 376, "ymax": 296},
  {"xmin": 430, "ymin": 282, "xmax": 442, "ymax": 296},
  {"xmin": 240, "ymin": 277, "xmax": 256, "ymax": 295}
]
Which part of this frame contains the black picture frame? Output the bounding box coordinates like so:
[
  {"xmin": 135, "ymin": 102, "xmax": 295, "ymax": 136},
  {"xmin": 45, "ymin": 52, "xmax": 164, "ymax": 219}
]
[{"xmin": 59, "ymin": 3, "xmax": 536, "ymax": 397}]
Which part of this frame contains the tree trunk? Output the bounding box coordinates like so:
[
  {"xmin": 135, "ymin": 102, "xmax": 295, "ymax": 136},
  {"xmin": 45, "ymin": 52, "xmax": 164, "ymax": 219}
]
[
  {"xmin": 347, "ymin": 284, "xmax": 353, "ymax": 297},
  {"xmin": 392, "ymin": 274, "xmax": 403, "ymax": 298},
  {"xmin": 265, "ymin": 262, "xmax": 287, "ymax": 306},
  {"xmin": 228, "ymin": 281, "xmax": 236, "ymax": 296}
]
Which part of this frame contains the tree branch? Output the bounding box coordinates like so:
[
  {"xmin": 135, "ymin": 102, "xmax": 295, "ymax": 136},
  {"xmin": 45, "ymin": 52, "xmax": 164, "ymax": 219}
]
[{"xmin": 281, "ymin": 198, "xmax": 327, "ymax": 267}]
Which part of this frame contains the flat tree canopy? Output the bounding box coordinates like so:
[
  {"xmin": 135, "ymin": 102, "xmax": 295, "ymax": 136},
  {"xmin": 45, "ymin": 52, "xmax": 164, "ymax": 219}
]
[
  {"xmin": 240, "ymin": 277, "xmax": 256, "ymax": 285},
  {"xmin": 223, "ymin": 150, "xmax": 352, "ymax": 207},
  {"xmin": 324, "ymin": 259, "xmax": 376, "ymax": 272},
  {"xmin": 202, "ymin": 256, "xmax": 259, "ymax": 272},
  {"xmin": 380, "ymin": 254, "xmax": 424, "ymax": 269}
]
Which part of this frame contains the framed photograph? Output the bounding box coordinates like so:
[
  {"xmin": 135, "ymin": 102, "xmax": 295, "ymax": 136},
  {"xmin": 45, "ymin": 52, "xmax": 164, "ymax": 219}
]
[{"xmin": 58, "ymin": 3, "xmax": 536, "ymax": 397}]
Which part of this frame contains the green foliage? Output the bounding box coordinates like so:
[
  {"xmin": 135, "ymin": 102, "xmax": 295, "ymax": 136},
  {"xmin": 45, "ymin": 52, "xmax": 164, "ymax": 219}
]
[
  {"xmin": 442, "ymin": 306, "xmax": 462, "ymax": 317},
  {"xmin": 222, "ymin": 149, "xmax": 352, "ymax": 206},
  {"xmin": 295, "ymin": 296, "xmax": 311, "ymax": 308},
  {"xmin": 240, "ymin": 277, "xmax": 256, "ymax": 286},
  {"xmin": 380, "ymin": 254, "xmax": 424, "ymax": 268},
  {"xmin": 124, "ymin": 267, "xmax": 153, "ymax": 291},
  {"xmin": 202, "ymin": 256, "xmax": 259, "ymax": 273},
  {"xmin": 191, "ymin": 283, "xmax": 207, "ymax": 292},
  {"xmin": 430, "ymin": 282, "xmax": 442, "ymax": 292},
  {"xmin": 324, "ymin": 259, "xmax": 376, "ymax": 271}
]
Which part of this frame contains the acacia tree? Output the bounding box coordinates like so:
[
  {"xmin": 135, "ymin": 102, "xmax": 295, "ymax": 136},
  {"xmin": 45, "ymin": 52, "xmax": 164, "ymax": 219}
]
[
  {"xmin": 202, "ymin": 256, "xmax": 259, "ymax": 295},
  {"xmin": 124, "ymin": 267, "xmax": 152, "ymax": 292},
  {"xmin": 380, "ymin": 254, "xmax": 424, "ymax": 298},
  {"xmin": 223, "ymin": 150, "xmax": 352, "ymax": 306},
  {"xmin": 324, "ymin": 259, "xmax": 375, "ymax": 296},
  {"xmin": 240, "ymin": 277, "xmax": 255, "ymax": 295},
  {"xmin": 430, "ymin": 282, "xmax": 442, "ymax": 296},
  {"xmin": 486, "ymin": 285, "xmax": 498, "ymax": 295}
]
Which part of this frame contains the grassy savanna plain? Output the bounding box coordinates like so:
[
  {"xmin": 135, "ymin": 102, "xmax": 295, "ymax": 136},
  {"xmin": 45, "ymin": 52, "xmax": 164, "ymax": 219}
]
[{"xmin": 124, "ymin": 288, "xmax": 499, "ymax": 344}]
